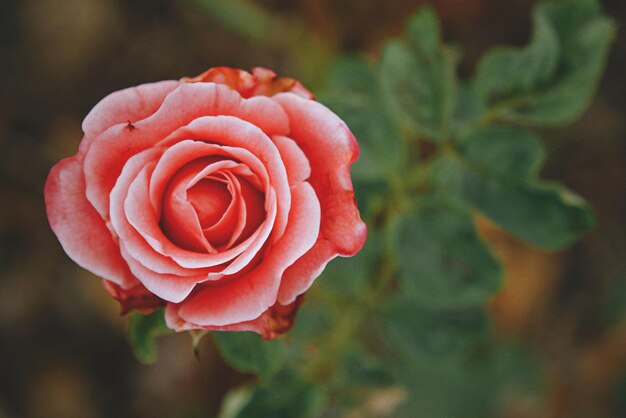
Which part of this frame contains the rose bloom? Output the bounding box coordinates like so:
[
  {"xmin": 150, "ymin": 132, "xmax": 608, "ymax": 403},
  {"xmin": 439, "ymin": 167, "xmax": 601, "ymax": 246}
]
[{"xmin": 45, "ymin": 67, "xmax": 366, "ymax": 339}]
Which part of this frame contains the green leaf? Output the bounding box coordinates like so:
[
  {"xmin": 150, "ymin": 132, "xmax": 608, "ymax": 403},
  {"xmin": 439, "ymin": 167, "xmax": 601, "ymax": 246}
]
[
  {"xmin": 451, "ymin": 83, "xmax": 486, "ymax": 134},
  {"xmin": 395, "ymin": 195, "xmax": 502, "ymax": 309},
  {"xmin": 320, "ymin": 56, "xmax": 405, "ymax": 182},
  {"xmin": 320, "ymin": 229, "xmax": 381, "ymax": 295},
  {"xmin": 337, "ymin": 347, "xmax": 395, "ymax": 388},
  {"xmin": 220, "ymin": 372, "xmax": 326, "ymax": 418},
  {"xmin": 379, "ymin": 7, "xmax": 458, "ymax": 141},
  {"xmin": 441, "ymin": 126, "xmax": 597, "ymax": 249},
  {"xmin": 212, "ymin": 331, "xmax": 284, "ymax": 382},
  {"xmin": 382, "ymin": 297, "xmax": 489, "ymax": 361},
  {"xmin": 459, "ymin": 125, "xmax": 545, "ymax": 180},
  {"xmin": 127, "ymin": 308, "xmax": 173, "ymax": 364},
  {"xmin": 474, "ymin": 8, "xmax": 559, "ymax": 104},
  {"xmin": 390, "ymin": 343, "xmax": 542, "ymax": 418},
  {"xmin": 462, "ymin": 177, "xmax": 596, "ymax": 250},
  {"xmin": 475, "ymin": 0, "xmax": 616, "ymax": 127}
]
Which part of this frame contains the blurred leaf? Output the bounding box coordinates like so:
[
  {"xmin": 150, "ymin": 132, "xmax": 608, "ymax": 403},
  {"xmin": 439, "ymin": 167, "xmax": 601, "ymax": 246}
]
[
  {"xmin": 212, "ymin": 331, "xmax": 284, "ymax": 382},
  {"xmin": 220, "ymin": 372, "xmax": 326, "ymax": 418},
  {"xmin": 382, "ymin": 296, "xmax": 489, "ymax": 361},
  {"xmin": 475, "ymin": 0, "xmax": 616, "ymax": 126},
  {"xmin": 462, "ymin": 179, "xmax": 596, "ymax": 250},
  {"xmin": 337, "ymin": 347, "xmax": 395, "ymax": 388},
  {"xmin": 320, "ymin": 56, "xmax": 406, "ymax": 182},
  {"xmin": 352, "ymin": 179, "xmax": 391, "ymax": 220},
  {"xmin": 390, "ymin": 343, "xmax": 542, "ymax": 418},
  {"xmin": 127, "ymin": 308, "xmax": 173, "ymax": 364},
  {"xmin": 452, "ymin": 83, "xmax": 486, "ymax": 134},
  {"xmin": 380, "ymin": 7, "xmax": 458, "ymax": 141},
  {"xmin": 442, "ymin": 126, "xmax": 597, "ymax": 249},
  {"xmin": 320, "ymin": 229, "xmax": 382, "ymax": 295},
  {"xmin": 395, "ymin": 195, "xmax": 502, "ymax": 309},
  {"xmin": 474, "ymin": 7, "xmax": 559, "ymax": 105},
  {"xmin": 458, "ymin": 126, "xmax": 545, "ymax": 180}
]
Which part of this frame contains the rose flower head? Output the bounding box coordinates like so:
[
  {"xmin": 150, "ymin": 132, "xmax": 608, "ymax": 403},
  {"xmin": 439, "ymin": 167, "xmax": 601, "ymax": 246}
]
[{"xmin": 44, "ymin": 67, "xmax": 366, "ymax": 339}]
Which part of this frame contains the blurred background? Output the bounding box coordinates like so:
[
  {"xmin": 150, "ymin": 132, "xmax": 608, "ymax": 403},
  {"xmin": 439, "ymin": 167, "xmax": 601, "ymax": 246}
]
[{"xmin": 0, "ymin": 0, "xmax": 625, "ymax": 417}]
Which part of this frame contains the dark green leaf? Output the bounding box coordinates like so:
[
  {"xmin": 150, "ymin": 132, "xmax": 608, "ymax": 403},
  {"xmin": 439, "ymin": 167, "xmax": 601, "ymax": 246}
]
[
  {"xmin": 220, "ymin": 372, "xmax": 326, "ymax": 418},
  {"xmin": 382, "ymin": 296, "xmax": 489, "ymax": 361},
  {"xmin": 475, "ymin": 0, "xmax": 616, "ymax": 127},
  {"xmin": 320, "ymin": 229, "xmax": 381, "ymax": 295},
  {"xmin": 505, "ymin": 16, "xmax": 615, "ymax": 125},
  {"xmin": 127, "ymin": 308, "xmax": 173, "ymax": 364},
  {"xmin": 320, "ymin": 56, "xmax": 405, "ymax": 181},
  {"xmin": 462, "ymin": 176, "xmax": 596, "ymax": 250},
  {"xmin": 459, "ymin": 126, "xmax": 545, "ymax": 180},
  {"xmin": 474, "ymin": 8, "xmax": 559, "ymax": 104},
  {"xmin": 395, "ymin": 195, "xmax": 502, "ymax": 309},
  {"xmin": 440, "ymin": 126, "xmax": 597, "ymax": 249},
  {"xmin": 379, "ymin": 7, "xmax": 458, "ymax": 141},
  {"xmin": 337, "ymin": 347, "xmax": 395, "ymax": 388},
  {"xmin": 390, "ymin": 343, "xmax": 542, "ymax": 418},
  {"xmin": 212, "ymin": 331, "xmax": 284, "ymax": 382},
  {"xmin": 452, "ymin": 83, "xmax": 486, "ymax": 133}
]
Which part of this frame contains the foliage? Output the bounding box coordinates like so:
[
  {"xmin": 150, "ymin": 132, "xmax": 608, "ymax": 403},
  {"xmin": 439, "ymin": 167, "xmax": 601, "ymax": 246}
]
[
  {"xmin": 127, "ymin": 308, "xmax": 173, "ymax": 364},
  {"xmin": 130, "ymin": 0, "xmax": 615, "ymax": 416}
]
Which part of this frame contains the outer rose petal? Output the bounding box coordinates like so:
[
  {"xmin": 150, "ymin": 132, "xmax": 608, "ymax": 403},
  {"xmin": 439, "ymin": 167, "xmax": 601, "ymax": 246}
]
[
  {"xmin": 45, "ymin": 156, "xmax": 136, "ymax": 288},
  {"xmin": 250, "ymin": 67, "xmax": 314, "ymax": 99},
  {"xmin": 120, "ymin": 244, "xmax": 206, "ymax": 303},
  {"xmin": 272, "ymin": 93, "xmax": 367, "ymax": 304},
  {"xmin": 80, "ymin": 80, "xmax": 179, "ymax": 152},
  {"xmin": 103, "ymin": 280, "xmax": 165, "ymax": 315},
  {"xmin": 184, "ymin": 66, "xmax": 314, "ymax": 100},
  {"xmin": 272, "ymin": 135, "xmax": 311, "ymax": 184},
  {"xmin": 165, "ymin": 295, "xmax": 304, "ymax": 340},
  {"xmin": 171, "ymin": 182, "xmax": 320, "ymax": 326},
  {"xmin": 272, "ymin": 93, "xmax": 366, "ymax": 255}
]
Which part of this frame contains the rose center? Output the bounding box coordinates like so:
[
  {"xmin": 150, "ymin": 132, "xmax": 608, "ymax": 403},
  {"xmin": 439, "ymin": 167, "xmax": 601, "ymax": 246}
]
[{"xmin": 187, "ymin": 177, "xmax": 231, "ymax": 229}]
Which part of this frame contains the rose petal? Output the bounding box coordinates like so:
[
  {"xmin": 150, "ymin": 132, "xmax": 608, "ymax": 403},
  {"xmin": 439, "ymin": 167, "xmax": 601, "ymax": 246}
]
[
  {"xmin": 250, "ymin": 67, "xmax": 314, "ymax": 99},
  {"xmin": 125, "ymin": 165, "xmax": 276, "ymax": 271},
  {"xmin": 121, "ymin": 135, "xmax": 275, "ymax": 273},
  {"xmin": 165, "ymin": 295, "xmax": 304, "ymax": 339},
  {"xmin": 183, "ymin": 67, "xmax": 256, "ymax": 97},
  {"xmin": 103, "ymin": 280, "xmax": 165, "ymax": 315},
  {"xmin": 277, "ymin": 238, "xmax": 336, "ymax": 305},
  {"xmin": 160, "ymin": 159, "xmax": 240, "ymax": 253},
  {"xmin": 273, "ymin": 93, "xmax": 367, "ymax": 256},
  {"xmin": 45, "ymin": 156, "xmax": 136, "ymax": 288},
  {"xmin": 202, "ymin": 171, "xmax": 246, "ymax": 248},
  {"xmin": 120, "ymin": 245, "xmax": 208, "ymax": 303},
  {"xmin": 174, "ymin": 182, "xmax": 320, "ymax": 326},
  {"xmin": 84, "ymin": 83, "xmax": 289, "ymax": 220},
  {"xmin": 81, "ymin": 80, "xmax": 179, "ymax": 151},
  {"xmin": 109, "ymin": 148, "xmax": 217, "ymax": 276},
  {"xmin": 163, "ymin": 116, "xmax": 291, "ymax": 243},
  {"xmin": 272, "ymin": 135, "xmax": 311, "ymax": 184}
]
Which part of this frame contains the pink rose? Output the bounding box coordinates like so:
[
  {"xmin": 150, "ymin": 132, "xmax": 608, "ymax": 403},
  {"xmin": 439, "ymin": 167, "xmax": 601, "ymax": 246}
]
[{"xmin": 45, "ymin": 67, "xmax": 366, "ymax": 339}]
